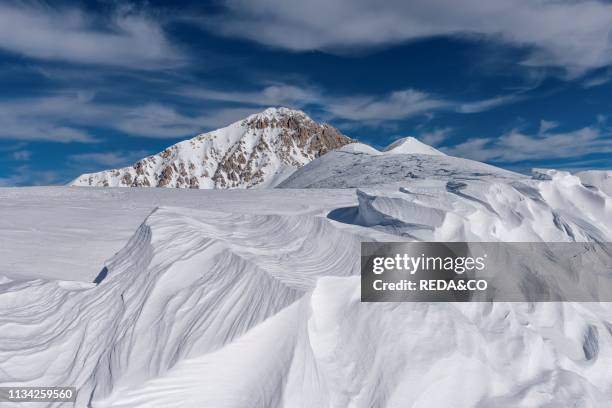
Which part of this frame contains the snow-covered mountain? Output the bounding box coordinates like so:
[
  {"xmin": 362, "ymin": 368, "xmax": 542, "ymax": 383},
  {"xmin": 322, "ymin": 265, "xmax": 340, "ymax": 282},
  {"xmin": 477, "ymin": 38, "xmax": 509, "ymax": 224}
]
[
  {"xmin": 383, "ymin": 136, "xmax": 445, "ymax": 155},
  {"xmin": 70, "ymin": 107, "xmax": 353, "ymax": 189}
]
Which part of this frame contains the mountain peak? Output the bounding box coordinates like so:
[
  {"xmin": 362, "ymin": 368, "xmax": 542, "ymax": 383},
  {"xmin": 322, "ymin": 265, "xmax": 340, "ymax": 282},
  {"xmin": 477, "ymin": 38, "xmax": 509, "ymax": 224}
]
[
  {"xmin": 248, "ymin": 106, "xmax": 309, "ymax": 120},
  {"xmin": 383, "ymin": 136, "xmax": 445, "ymax": 156},
  {"xmin": 243, "ymin": 107, "xmax": 315, "ymax": 130},
  {"xmin": 71, "ymin": 108, "xmax": 353, "ymax": 189}
]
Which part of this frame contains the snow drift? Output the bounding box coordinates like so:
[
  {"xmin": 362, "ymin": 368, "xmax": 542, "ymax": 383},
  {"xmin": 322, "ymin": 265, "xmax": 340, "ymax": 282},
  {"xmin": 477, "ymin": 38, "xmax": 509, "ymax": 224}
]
[{"xmin": 2, "ymin": 163, "xmax": 612, "ymax": 406}]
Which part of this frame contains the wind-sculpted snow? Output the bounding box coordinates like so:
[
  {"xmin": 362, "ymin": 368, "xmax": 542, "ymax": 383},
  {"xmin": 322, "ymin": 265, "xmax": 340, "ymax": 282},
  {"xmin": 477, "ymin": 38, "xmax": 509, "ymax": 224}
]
[
  {"xmin": 1, "ymin": 167, "xmax": 612, "ymax": 407},
  {"xmin": 576, "ymin": 170, "xmax": 612, "ymax": 196},
  {"xmin": 0, "ymin": 206, "xmax": 370, "ymax": 406},
  {"xmin": 336, "ymin": 171, "xmax": 612, "ymax": 242}
]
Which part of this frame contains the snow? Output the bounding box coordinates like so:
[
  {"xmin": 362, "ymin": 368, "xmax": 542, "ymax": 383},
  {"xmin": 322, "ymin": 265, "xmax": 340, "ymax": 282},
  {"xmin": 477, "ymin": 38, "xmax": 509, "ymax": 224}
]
[
  {"xmin": 337, "ymin": 142, "xmax": 382, "ymax": 155},
  {"xmin": 69, "ymin": 107, "xmax": 351, "ymax": 190},
  {"xmin": 1, "ymin": 150, "xmax": 612, "ymax": 406},
  {"xmin": 278, "ymin": 150, "xmax": 520, "ymax": 189},
  {"xmin": 383, "ymin": 136, "xmax": 445, "ymax": 156},
  {"xmin": 576, "ymin": 170, "xmax": 612, "ymax": 196},
  {"xmin": 337, "ymin": 137, "xmax": 444, "ymax": 157},
  {"xmin": 0, "ymin": 187, "xmax": 358, "ymax": 281}
]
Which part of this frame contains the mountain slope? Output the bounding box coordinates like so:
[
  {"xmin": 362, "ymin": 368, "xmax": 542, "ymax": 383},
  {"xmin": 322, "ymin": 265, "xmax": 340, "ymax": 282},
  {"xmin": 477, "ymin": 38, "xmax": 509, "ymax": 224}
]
[
  {"xmin": 70, "ymin": 108, "xmax": 353, "ymax": 189},
  {"xmin": 278, "ymin": 149, "xmax": 521, "ymax": 189}
]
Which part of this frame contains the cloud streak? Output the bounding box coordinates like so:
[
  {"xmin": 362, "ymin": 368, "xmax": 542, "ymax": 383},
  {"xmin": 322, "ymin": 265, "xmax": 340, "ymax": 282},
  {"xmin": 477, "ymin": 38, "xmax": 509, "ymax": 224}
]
[
  {"xmin": 0, "ymin": 93, "xmax": 261, "ymax": 142},
  {"xmin": 69, "ymin": 150, "xmax": 152, "ymax": 168},
  {"xmin": 443, "ymin": 123, "xmax": 612, "ymax": 163},
  {"xmin": 0, "ymin": 81, "xmax": 523, "ymax": 143},
  {"xmin": 207, "ymin": 0, "xmax": 612, "ymax": 76},
  {"xmin": 0, "ymin": 2, "xmax": 182, "ymax": 69},
  {"xmin": 179, "ymin": 83, "xmax": 520, "ymax": 123}
]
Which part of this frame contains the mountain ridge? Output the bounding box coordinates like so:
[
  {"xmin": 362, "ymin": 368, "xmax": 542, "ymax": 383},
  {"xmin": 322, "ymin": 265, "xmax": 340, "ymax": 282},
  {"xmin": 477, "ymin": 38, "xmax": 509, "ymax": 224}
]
[{"xmin": 71, "ymin": 107, "xmax": 354, "ymax": 189}]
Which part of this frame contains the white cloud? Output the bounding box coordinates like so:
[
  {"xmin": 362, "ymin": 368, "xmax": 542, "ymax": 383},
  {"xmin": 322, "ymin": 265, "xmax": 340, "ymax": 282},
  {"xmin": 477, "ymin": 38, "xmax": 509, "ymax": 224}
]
[
  {"xmin": 207, "ymin": 0, "xmax": 612, "ymax": 75},
  {"xmin": 68, "ymin": 150, "xmax": 151, "ymax": 168},
  {"xmin": 0, "ymin": 83, "xmax": 522, "ymax": 143},
  {"xmin": 0, "ymin": 94, "xmax": 99, "ymax": 143},
  {"xmin": 539, "ymin": 120, "xmax": 559, "ymax": 134},
  {"xmin": 0, "ymin": 2, "xmax": 182, "ymax": 69},
  {"xmin": 419, "ymin": 128, "xmax": 453, "ymax": 146},
  {"xmin": 0, "ymin": 165, "xmax": 61, "ymax": 187},
  {"xmin": 12, "ymin": 150, "xmax": 31, "ymax": 161},
  {"xmin": 324, "ymin": 89, "xmax": 451, "ymax": 121},
  {"xmin": 443, "ymin": 124, "xmax": 612, "ymax": 163},
  {"xmin": 581, "ymin": 69, "xmax": 612, "ymax": 88},
  {"xmin": 178, "ymin": 84, "xmax": 518, "ymax": 123},
  {"xmin": 178, "ymin": 83, "xmax": 321, "ymax": 107},
  {"xmin": 457, "ymin": 95, "xmax": 522, "ymax": 114},
  {"xmin": 0, "ymin": 93, "xmax": 261, "ymax": 141}
]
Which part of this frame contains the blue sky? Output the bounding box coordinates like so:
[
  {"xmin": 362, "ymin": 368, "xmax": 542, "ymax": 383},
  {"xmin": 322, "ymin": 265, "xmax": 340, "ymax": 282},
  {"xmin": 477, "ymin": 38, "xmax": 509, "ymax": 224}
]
[{"xmin": 1, "ymin": 0, "xmax": 612, "ymax": 186}]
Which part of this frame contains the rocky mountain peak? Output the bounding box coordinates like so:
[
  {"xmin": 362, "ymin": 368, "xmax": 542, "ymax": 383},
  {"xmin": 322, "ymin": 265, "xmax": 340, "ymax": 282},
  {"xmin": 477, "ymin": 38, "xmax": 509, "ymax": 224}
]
[{"xmin": 71, "ymin": 107, "xmax": 354, "ymax": 189}]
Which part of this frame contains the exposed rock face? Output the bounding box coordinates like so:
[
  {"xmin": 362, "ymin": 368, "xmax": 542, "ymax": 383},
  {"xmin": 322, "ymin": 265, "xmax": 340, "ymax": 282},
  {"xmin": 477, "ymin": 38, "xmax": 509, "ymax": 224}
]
[{"xmin": 70, "ymin": 107, "xmax": 354, "ymax": 189}]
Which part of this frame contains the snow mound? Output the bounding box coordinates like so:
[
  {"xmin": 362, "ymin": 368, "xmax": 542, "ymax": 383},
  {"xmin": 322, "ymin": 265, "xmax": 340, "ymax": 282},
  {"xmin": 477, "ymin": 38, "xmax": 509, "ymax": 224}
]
[
  {"xmin": 383, "ymin": 136, "xmax": 445, "ymax": 156},
  {"xmin": 576, "ymin": 170, "xmax": 612, "ymax": 196},
  {"xmin": 337, "ymin": 142, "xmax": 382, "ymax": 155}
]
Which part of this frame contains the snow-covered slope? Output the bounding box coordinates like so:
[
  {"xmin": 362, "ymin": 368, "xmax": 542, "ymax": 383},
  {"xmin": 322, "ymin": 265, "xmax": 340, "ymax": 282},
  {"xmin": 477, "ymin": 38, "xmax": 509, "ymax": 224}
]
[
  {"xmin": 337, "ymin": 142, "xmax": 382, "ymax": 155},
  {"xmin": 2, "ymin": 163, "xmax": 612, "ymax": 406},
  {"xmin": 70, "ymin": 108, "xmax": 353, "ymax": 189},
  {"xmin": 279, "ymin": 149, "xmax": 520, "ymax": 188},
  {"xmin": 383, "ymin": 136, "xmax": 445, "ymax": 155}
]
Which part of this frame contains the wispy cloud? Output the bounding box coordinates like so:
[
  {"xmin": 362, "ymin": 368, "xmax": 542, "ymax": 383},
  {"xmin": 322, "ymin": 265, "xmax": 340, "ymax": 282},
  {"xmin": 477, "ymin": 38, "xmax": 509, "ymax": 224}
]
[
  {"xmin": 0, "ymin": 2, "xmax": 182, "ymax": 69},
  {"xmin": 457, "ymin": 95, "xmax": 522, "ymax": 114},
  {"xmin": 418, "ymin": 128, "xmax": 453, "ymax": 146},
  {"xmin": 68, "ymin": 150, "xmax": 151, "ymax": 168},
  {"xmin": 581, "ymin": 68, "xmax": 612, "ymax": 88},
  {"xmin": 0, "ymin": 94, "xmax": 99, "ymax": 143},
  {"xmin": 12, "ymin": 150, "xmax": 31, "ymax": 161},
  {"xmin": 177, "ymin": 83, "xmax": 321, "ymax": 107},
  {"xmin": 324, "ymin": 89, "xmax": 451, "ymax": 121},
  {"xmin": 0, "ymin": 92, "xmax": 262, "ymax": 142},
  {"xmin": 0, "ymin": 165, "xmax": 61, "ymax": 187},
  {"xmin": 206, "ymin": 0, "xmax": 612, "ymax": 76},
  {"xmin": 443, "ymin": 122, "xmax": 612, "ymax": 163},
  {"xmin": 0, "ymin": 82, "xmax": 523, "ymax": 143},
  {"xmin": 538, "ymin": 120, "xmax": 559, "ymax": 134},
  {"xmin": 178, "ymin": 83, "xmax": 520, "ymax": 123}
]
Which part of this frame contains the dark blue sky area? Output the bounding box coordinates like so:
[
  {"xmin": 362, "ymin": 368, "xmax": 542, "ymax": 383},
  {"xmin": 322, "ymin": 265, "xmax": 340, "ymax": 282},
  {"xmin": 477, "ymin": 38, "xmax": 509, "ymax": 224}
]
[{"xmin": 1, "ymin": 0, "xmax": 611, "ymax": 185}]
